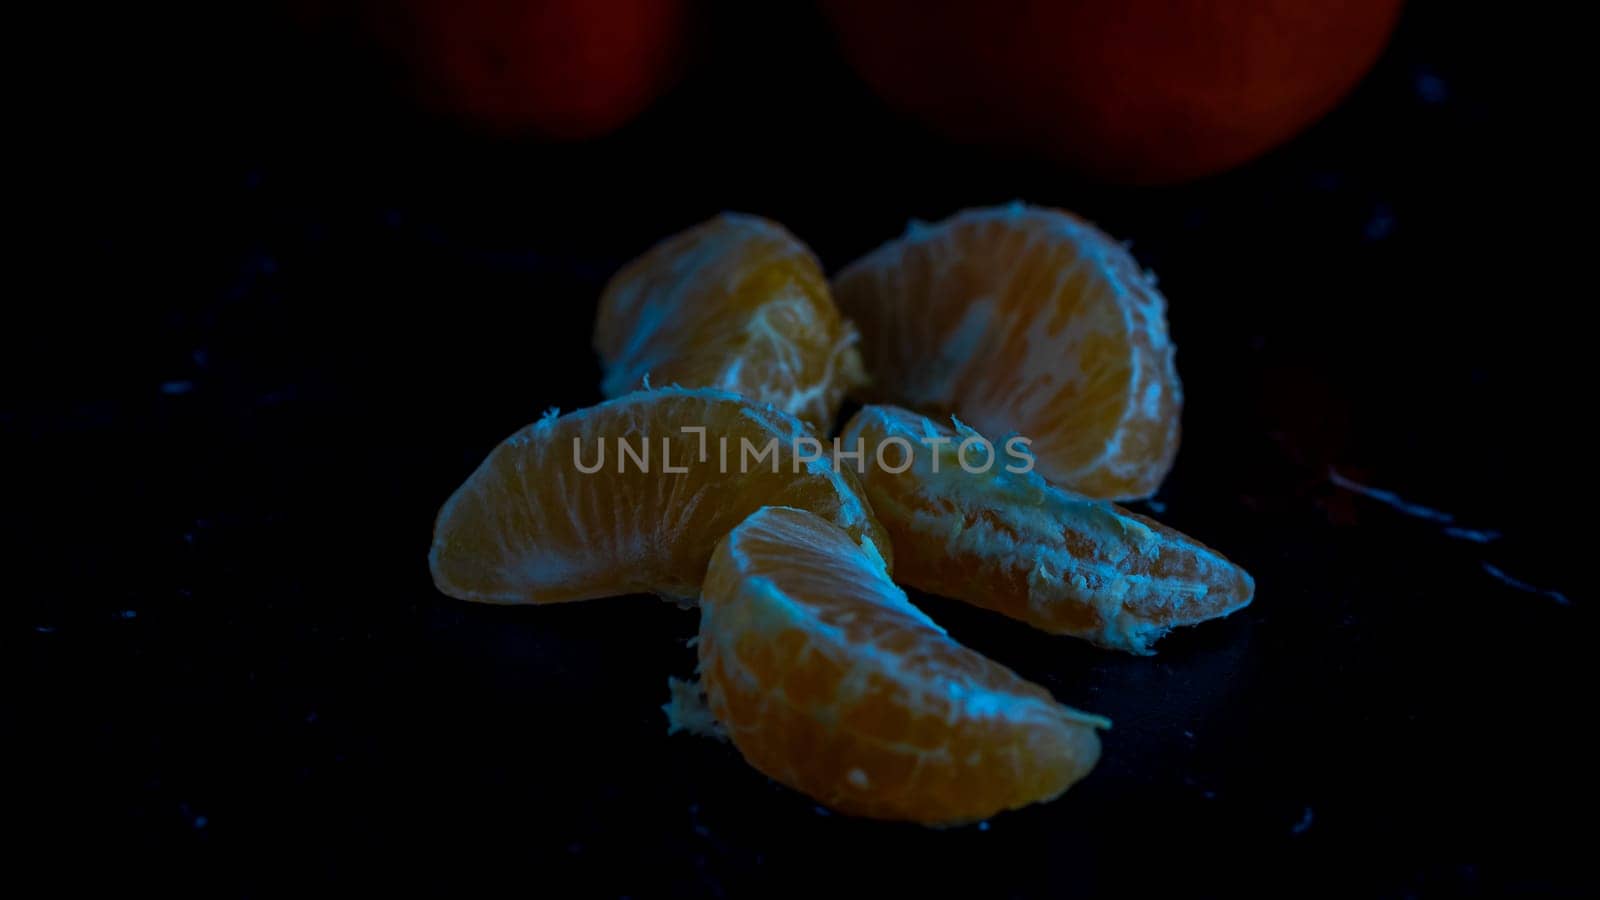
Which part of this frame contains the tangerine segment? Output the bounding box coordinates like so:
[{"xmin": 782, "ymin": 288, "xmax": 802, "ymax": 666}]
[
  {"xmin": 594, "ymin": 213, "xmax": 866, "ymax": 430},
  {"xmin": 699, "ymin": 505, "xmax": 1106, "ymax": 825},
  {"xmin": 429, "ymin": 388, "xmax": 890, "ymax": 605},
  {"xmin": 832, "ymin": 203, "xmax": 1181, "ymax": 500},
  {"xmin": 841, "ymin": 406, "xmax": 1253, "ymax": 654}
]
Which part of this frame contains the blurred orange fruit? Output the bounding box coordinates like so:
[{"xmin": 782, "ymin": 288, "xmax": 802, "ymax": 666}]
[
  {"xmin": 833, "ymin": 203, "xmax": 1181, "ymax": 500},
  {"xmin": 841, "ymin": 406, "xmax": 1254, "ymax": 654},
  {"xmin": 361, "ymin": 0, "xmax": 692, "ymax": 139},
  {"xmin": 698, "ymin": 505, "xmax": 1107, "ymax": 824},
  {"xmin": 819, "ymin": 0, "xmax": 1403, "ymax": 184},
  {"xmin": 429, "ymin": 388, "xmax": 889, "ymax": 604},
  {"xmin": 595, "ymin": 214, "xmax": 866, "ymax": 430}
]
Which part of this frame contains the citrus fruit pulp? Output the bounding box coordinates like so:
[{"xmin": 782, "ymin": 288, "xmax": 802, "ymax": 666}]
[
  {"xmin": 840, "ymin": 405, "xmax": 1253, "ymax": 654},
  {"xmin": 429, "ymin": 388, "xmax": 889, "ymax": 604},
  {"xmin": 832, "ymin": 203, "xmax": 1181, "ymax": 500},
  {"xmin": 699, "ymin": 505, "xmax": 1107, "ymax": 825},
  {"xmin": 595, "ymin": 213, "xmax": 865, "ymax": 430}
]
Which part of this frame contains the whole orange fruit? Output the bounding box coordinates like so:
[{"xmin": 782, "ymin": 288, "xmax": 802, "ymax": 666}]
[
  {"xmin": 820, "ymin": 0, "xmax": 1404, "ymax": 183},
  {"xmin": 366, "ymin": 0, "xmax": 692, "ymax": 139}
]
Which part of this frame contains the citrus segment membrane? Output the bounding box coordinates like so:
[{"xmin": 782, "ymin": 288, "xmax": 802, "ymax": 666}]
[
  {"xmin": 429, "ymin": 388, "xmax": 889, "ymax": 604},
  {"xmin": 832, "ymin": 203, "xmax": 1182, "ymax": 500},
  {"xmin": 595, "ymin": 213, "xmax": 866, "ymax": 430},
  {"xmin": 840, "ymin": 405, "xmax": 1253, "ymax": 654},
  {"xmin": 698, "ymin": 505, "xmax": 1106, "ymax": 825}
]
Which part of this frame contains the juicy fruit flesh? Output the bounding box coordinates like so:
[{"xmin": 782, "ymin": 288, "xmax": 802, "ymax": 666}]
[
  {"xmin": 841, "ymin": 405, "xmax": 1254, "ymax": 654},
  {"xmin": 595, "ymin": 213, "xmax": 866, "ymax": 430},
  {"xmin": 429, "ymin": 388, "xmax": 889, "ymax": 604},
  {"xmin": 427, "ymin": 204, "xmax": 1257, "ymax": 824},
  {"xmin": 832, "ymin": 203, "xmax": 1181, "ymax": 500},
  {"xmin": 699, "ymin": 505, "xmax": 1106, "ymax": 824}
]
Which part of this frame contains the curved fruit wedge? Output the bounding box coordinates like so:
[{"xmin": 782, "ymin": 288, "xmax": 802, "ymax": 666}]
[
  {"xmin": 429, "ymin": 388, "xmax": 889, "ymax": 604},
  {"xmin": 595, "ymin": 213, "xmax": 866, "ymax": 430},
  {"xmin": 832, "ymin": 203, "xmax": 1181, "ymax": 500},
  {"xmin": 699, "ymin": 505, "xmax": 1107, "ymax": 825},
  {"xmin": 840, "ymin": 405, "xmax": 1253, "ymax": 654}
]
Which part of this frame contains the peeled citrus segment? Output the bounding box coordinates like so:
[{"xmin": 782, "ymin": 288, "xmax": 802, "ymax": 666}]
[
  {"xmin": 429, "ymin": 388, "xmax": 890, "ymax": 604},
  {"xmin": 840, "ymin": 405, "xmax": 1253, "ymax": 654},
  {"xmin": 594, "ymin": 213, "xmax": 866, "ymax": 430},
  {"xmin": 832, "ymin": 203, "xmax": 1181, "ymax": 500},
  {"xmin": 699, "ymin": 505, "xmax": 1106, "ymax": 825}
]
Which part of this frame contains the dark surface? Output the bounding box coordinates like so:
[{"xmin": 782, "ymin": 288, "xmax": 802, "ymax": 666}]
[{"xmin": 15, "ymin": 1, "xmax": 1592, "ymax": 896}]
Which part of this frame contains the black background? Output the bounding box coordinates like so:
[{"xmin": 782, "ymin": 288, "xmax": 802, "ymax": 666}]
[{"xmin": 14, "ymin": 1, "xmax": 1592, "ymax": 896}]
